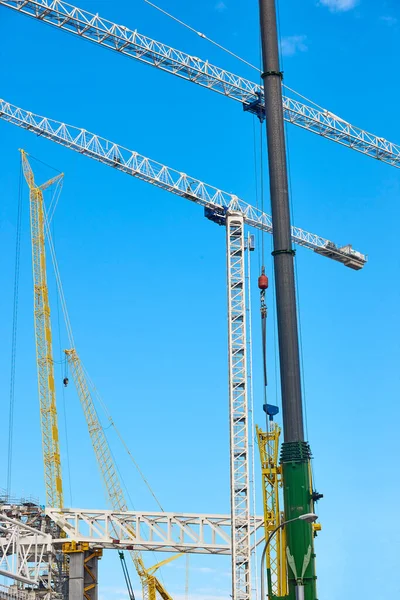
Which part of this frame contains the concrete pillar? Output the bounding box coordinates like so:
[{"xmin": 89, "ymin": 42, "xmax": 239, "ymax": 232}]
[
  {"xmin": 83, "ymin": 551, "xmax": 100, "ymax": 600},
  {"xmin": 68, "ymin": 549, "xmax": 101, "ymax": 600},
  {"xmin": 68, "ymin": 553, "xmax": 84, "ymax": 600}
]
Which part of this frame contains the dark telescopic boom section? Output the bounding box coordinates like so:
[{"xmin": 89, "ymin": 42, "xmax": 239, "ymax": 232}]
[
  {"xmin": 258, "ymin": 1, "xmax": 319, "ymax": 599},
  {"xmin": 259, "ymin": 0, "xmax": 304, "ymax": 444}
]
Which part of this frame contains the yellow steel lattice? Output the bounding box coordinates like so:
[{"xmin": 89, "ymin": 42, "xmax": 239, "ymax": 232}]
[
  {"xmin": 21, "ymin": 150, "xmax": 64, "ymax": 509},
  {"xmin": 65, "ymin": 348, "xmax": 176, "ymax": 599},
  {"xmin": 257, "ymin": 423, "xmax": 288, "ymax": 597}
]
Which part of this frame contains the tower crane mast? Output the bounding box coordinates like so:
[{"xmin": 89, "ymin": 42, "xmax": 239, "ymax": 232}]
[
  {"xmin": 1, "ymin": 0, "xmax": 399, "ymax": 168},
  {"xmin": 20, "ymin": 150, "xmax": 64, "ymax": 510}
]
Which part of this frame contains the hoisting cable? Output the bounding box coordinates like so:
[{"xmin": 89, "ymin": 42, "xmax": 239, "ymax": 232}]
[
  {"xmin": 258, "ymin": 268, "xmax": 269, "ymax": 391},
  {"xmin": 246, "ymin": 232, "xmax": 259, "ymax": 600},
  {"xmin": 52, "ymin": 214, "xmax": 73, "ymax": 506},
  {"xmin": 119, "ymin": 551, "xmax": 136, "ymax": 600},
  {"xmin": 44, "ymin": 210, "xmax": 165, "ymax": 511},
  {"xmin": 7, "ymin": 158, "xmax": 23, "ymax": 498},
  {"xmin": 81, "ymin": 363, "xmax": 165, "ymax": 513}
]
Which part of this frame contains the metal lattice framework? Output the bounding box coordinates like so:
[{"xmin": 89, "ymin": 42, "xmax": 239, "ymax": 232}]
[
  {"xmin": 0, "ymin": 0, "xmax": 399, "ymax": 168},
  {"xmin": 45, "ymin": 508, "xmax": 264, "ymax": 555},
  {"xmin": 20, "ymin": 151, "xmax": 64, "ymax": 510},
  {"xmin": 0, "ymin": 99, "xmax": 366, "ymax": 269},
  {"xmin": 226, "ymin": 213, "xmax": 251, "ymax": 600},
  {"xmin": 256, "ymin": 423, "xmax": 287, "ymax": 598},
  {"xmin": 0, "ymin": 514, "xmax": 51, "ymax": 586},
  {"xmin": 63, "ymin": 349, "xmax": 171, "ymax": 600}
]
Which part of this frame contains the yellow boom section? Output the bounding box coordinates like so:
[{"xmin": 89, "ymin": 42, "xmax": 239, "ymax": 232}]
[
  {"xmin": 256, "ymin": 423, "xmax": 288, "ymax": 597},
  {"xmin": 20, "ymin": 149, "xmax": 64, "ymax": 509},
  {"xmin": 64, "ymin": 348, "xmax": 176, "ymax": 600}
]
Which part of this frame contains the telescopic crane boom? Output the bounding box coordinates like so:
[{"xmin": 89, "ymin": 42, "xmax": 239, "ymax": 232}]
[
  {"xmin": 1, "ymin": 0, "xmax": 399, "ymax": 168},
  {"xmin": 20, "ymin": 149, "xmax": 64, "ymax": 510}
]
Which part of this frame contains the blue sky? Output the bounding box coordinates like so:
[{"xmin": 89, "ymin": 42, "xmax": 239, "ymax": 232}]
[{"xmin": 1, "ymin": 0, "xmax": 400, "ymax": 598}]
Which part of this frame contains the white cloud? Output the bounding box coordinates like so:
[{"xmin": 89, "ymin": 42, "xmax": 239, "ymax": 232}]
[
  {"xmin": 319, "ymin": 0, "xmax": 358, "ymax": 12},
  {"xmin": 280, "ymin": 35, "xmax": 308, "ymax": 57},
  {"xmin": 214, "ymin": 1, "xmax": 227, "ymax": 12},
  {"xmin": 380, "ymin": 15, "xmax": 397, "ymax": 26}
]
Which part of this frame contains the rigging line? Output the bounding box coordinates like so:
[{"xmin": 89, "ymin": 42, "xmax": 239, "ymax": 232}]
[
  {"xmin": 42, "ymin": 193, "xmax": 167, "ymax": 528},
  {"xmin": 79, "ymin": 369, "xmax": 168, "ymax": 578},
  {"xmin": 29, "ymin": 153, "xmax": 62, "ymax": 174},
  {"xmin": 43, "ymin": 206, "xmax": 75, "ymax": 349},
  {"xmin": 146, "ymin": 0, "xmax": 325, "ymax": 114},
  {"xmin": 278, "ymin": 23, "xmax": 310, "ymax": 441},
  {"xmin": 81, "ymin": 363, "xmax": 165, "ymax": 513},
  {"xmin": 252, "ymin": 117, "xmax": 261, "ymax": 272},
  {"xmin": 293, "ymin": 259, "xmax": 309, "ymax": 441},
  {"xmin": 52, "ymin": 217, "xmax": 73, "ymax": 507},
  {"xmin": 7, "ymin": 158, "xmax": 23, "ymax": 497},
  {"xmin": 144, "ymin": 0, "xmax": 259, "ymax": 72},
  {"xmin": 246, "ymin": 235, "xmax": 259, "ymax": 600},
  {"xmin": 48, "ymin": 180, "xmax": 64, "ymax": 225}
]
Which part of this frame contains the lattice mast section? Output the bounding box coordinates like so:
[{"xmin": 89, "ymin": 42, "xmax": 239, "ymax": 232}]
[
  {"xmin": 256, "ymin": 423, "xmax": 287, "ymax": 598},
  {"xmin": 226, "ymin": 212, "xmax": 251, "ymax": 600},
  {"xmin": 20, "ymin": 150, "xmax": 64, "ymax": 509},
  {"xmin": 64, "ymin": 349, "xmax": 173, "ymax": 600}
]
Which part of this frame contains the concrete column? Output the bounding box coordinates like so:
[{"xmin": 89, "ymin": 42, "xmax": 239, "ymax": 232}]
[
  {"xmin": 83, "ymin": 551, "xmax": 99, "ymax": 600},
  {"xmin": 68, "ymin": 553, "xmax": 84, "ymax": 600}
]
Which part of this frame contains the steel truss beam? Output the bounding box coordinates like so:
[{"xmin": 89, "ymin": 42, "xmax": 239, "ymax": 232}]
[
  {"xmin": 0, "ymin": 514, "xmax": 51, "ymax": 585},
  {"xmin": 45, "ymin": 509, "xmax": 264, "ymax": 555},
  {"xmin": 0, "ymin": 99, "xmax": 366, "ymax": 269},
  {"xmin": 0, "ymin": 0, "xmax": 398, "ymax": 168}
]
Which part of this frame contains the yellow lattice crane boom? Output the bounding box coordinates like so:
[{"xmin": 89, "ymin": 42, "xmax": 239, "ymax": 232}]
[
  {"xmin": 20, "ymin": 149, "xmax": 64, "ymax": 509},
  {"xmin": 64, "ymin": 348, "xmax": 176, "ymax": 600},
  {"xmin": 256, "ymin": 422, "xmax": 288, "ymax": 598}
]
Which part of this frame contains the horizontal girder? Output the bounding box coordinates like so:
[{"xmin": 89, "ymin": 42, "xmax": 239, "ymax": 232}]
[{"xmin": 45, "ymin": 508, "xmax": 264, "ymax": 554}]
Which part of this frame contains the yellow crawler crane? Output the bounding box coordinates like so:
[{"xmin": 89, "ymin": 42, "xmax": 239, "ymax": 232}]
[
  {"xmin": 64, "ymin": 348, "xmax": 177, "ymax": 600},
  {"xmin": 256, "ymin": 422, "xmax": 288, "ymax": 598},
  {"xmin": 20, "ymin": 149, "xmax": 64, "ymax": 509}
]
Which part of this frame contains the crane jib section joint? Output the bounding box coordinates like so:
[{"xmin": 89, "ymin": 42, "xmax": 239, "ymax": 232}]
[
  {"xmin": 261, "ymin": 71, "xmax": 284, "ymax": 80},
  {"xmin": 272, "ymin": 249, "xmax": 296, "ymax": 257}
]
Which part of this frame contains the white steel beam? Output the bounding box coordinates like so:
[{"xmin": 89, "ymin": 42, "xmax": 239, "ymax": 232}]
[
  {"xmin": 226, "ymin": 213, "xmax": 251, "ymax": 600},
  {"xmin": 0, "ymin": 99, "xmax": 366, "ymax": 269},
  {"xmin": 0, "ymin": 514, "xmax": 51, "ymax": 586},
  {"xmin": 45, "ymin": 508, "xmax": 264, "ymax": 555},
  {"xmin": 0, "ymin": 0, "xmax": 399, "ymax": 168}
]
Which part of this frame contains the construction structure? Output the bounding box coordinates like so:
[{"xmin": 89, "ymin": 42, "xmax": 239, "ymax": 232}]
[
  {"xmin": 0, "ymin": 0, "xmax": 398, "ymax": 599},
  {"xmin": 0, "ymin": 107, "xmax": 363, "ymax": 600}
]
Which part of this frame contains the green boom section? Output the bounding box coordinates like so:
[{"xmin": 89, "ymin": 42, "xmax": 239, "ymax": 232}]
[{"xmin": 281, "ymin": 442, "xmax": 318, "ymax": 600}]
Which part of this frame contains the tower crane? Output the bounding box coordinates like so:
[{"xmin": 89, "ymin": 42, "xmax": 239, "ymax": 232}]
[
  {"xmin": 1, "ymin": 100, "xmax": 366, "ymax": 600},
  {"xmin": 1, "ymin": 0, "xmax": 400, "ymax": 168},
  {"xmin": 20, "ymin": 150, "xmax": 64, "ymax": 511}
]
